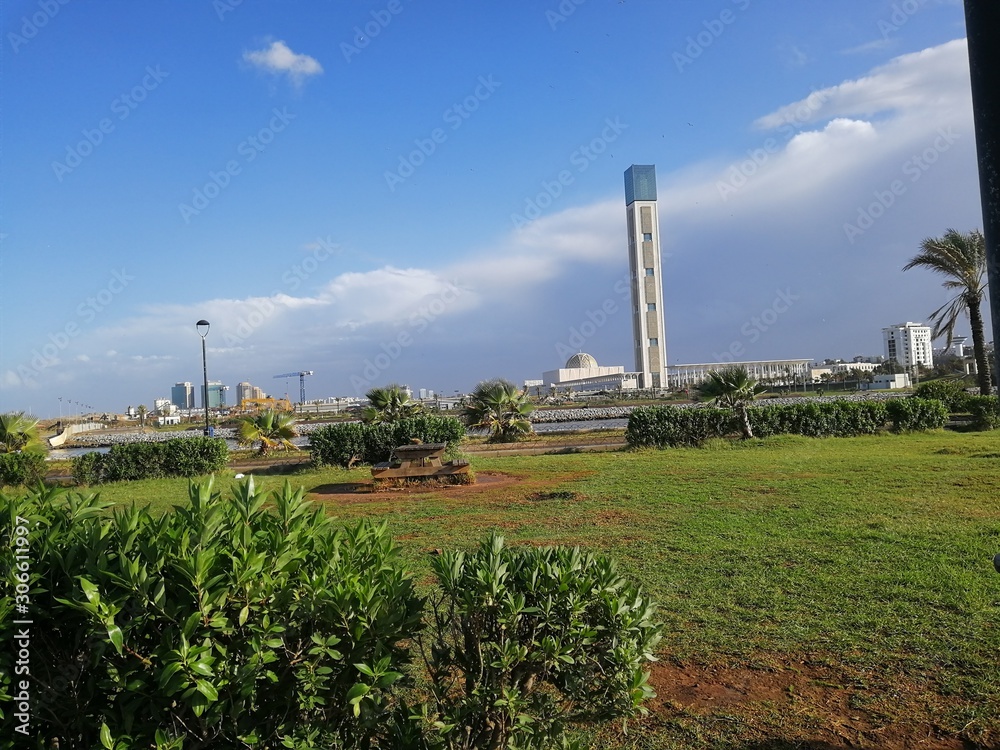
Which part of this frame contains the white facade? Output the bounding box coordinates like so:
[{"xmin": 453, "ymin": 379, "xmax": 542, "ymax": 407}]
[
  {"xmin": 865, "ymin": 373, "xmax": 911, "ymax": 390},
  {"xmin": 625, "ymin": 165, "xmax": 668, "ymax": 390},
  {"xmin": 542, "ymin": 353, "xmax": 639, "ymax": 394},
  {"xmin": 883, "ymin": 322, "xmax": 933, "ymax": 369},
  {"xmin": 669, "ymin": 359, "xmax": 812, "ymax": 388}
]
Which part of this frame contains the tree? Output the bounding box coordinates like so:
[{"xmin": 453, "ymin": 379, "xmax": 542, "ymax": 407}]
[
  {"xmin": 136, "ymin": 404, "xmax": 147, "ymax": 432},
  {"xmin": 362, "ymin": 384, "xmax": 423, "ymax": 424},
  {"xmin": 694, "ymin": 366, "xmax": 763, "ymax": 439},
  {"xmin": 237, "ymin": 409, "xmax": 299, "ymax": 456},
  {"xmin": 462, "ymin": 378, "xmax": 534, "ymax": 443},
  {"xmin": 0, "ymin": 411, "xmax": 40, "ymax": 453},
  {"xmin": 904, "ymin": 228, "xmax": 992, "ymax": 395}
]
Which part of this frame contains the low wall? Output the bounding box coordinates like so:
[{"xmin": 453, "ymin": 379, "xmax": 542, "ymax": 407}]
[{"xmin": 48, "ymin": 421, "xmax": 107, "ymax": 448}]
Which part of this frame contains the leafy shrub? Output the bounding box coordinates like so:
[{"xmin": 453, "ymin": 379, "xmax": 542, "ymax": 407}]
[
  {"xmin": 0, "ymin": 451, "xmax": 46, "ymax": 487},
  {"xmin": 627, "ymin": 400, "xmax": 891, "ymax": 449},
  {"xmin": 0, "ymin": 479, "xmax": 422, "ymax": 749},
  {"xmin": 416, "ymin": 534, "xmax": 662, "ymax": 749},
  {"xmin": 310, "ymin": 416, "xmax": 465, "ymax": 468},
  {"xmin": 967, "ymin": 395, "xmax": 1000, "ymax": 430},
  {"xmin": 625, "ymin": 405, "xmax": 734, "ymax": 448},
  {"xmin": 71, "ymin": 437, "xmax": 228, "ymax": 484},
  {"xmin": 885, "ymin": 397, "xmax": 949, "ymax": 432},
  {"xmin": 913, "ymin": 380, "xmax": 971, "ymax": 412}
]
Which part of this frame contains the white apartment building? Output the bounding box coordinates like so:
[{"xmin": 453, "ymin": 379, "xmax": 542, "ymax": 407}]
[{"xmin": 882, "ymin": 322, "xmax": 934, "ymax": 369}]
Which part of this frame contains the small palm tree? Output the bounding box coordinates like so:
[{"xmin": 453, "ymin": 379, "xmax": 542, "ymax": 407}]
[
  {"xmin": 904, "ymin": 228, "xmax": 992, "ymax": 395},
  {"xmin": 695, "ymin": 366, "xmax": 763, "ymax": 439},
  {"xmin": 136, "ymin": 404, "xmax": 148, "ymax": 432},
  {"xmin": 0, "ymin": 412, "xmax": 40, "ymax": 453},
  {"xmin": 463, "ymin": 379, "xmax": 534, "ymax": 443},
  {"xmin": 362, "ymin": 384, "xmax": 423, "ymax": 424},
  {"xmin": 237, "ymin": 409, "xmax": 299, "ymax": 456}
]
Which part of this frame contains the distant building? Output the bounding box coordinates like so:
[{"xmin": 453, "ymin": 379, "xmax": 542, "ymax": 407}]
[
  {"xmin": 237, "ymin": 382, "xmax": 266, "ymax": 405},
  {"xmin": 624, "ymin": 165, "xmax": 668, "ymax": 390},
  {"xmin": 865, "ymin": 373, "xmax": 911, "ymax": 390},
  {"xmin": 202, "ymin": 381, "xmax": 229, "ymax": 409},
  {"xmin": 542, "ymin": 353, "xmax": 640, "ymax": 394},
  {"xmin": 171, "ymin": 382, "xmax": 195, "ymax": 409},
  {"xmin": 883, "ymin": 322, "xmax": 933, "ymax": 369},
  {"xmin": 669, "ymin": 359, "xmax": 812, "ymax": 388}
]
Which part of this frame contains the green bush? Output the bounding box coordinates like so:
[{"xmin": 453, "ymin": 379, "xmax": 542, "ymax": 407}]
[
  {"xmin": 0, "ymin": 479, "xmax": 422, "ymax": 748},
  {"xmin": 310, "ymin": 416, "xmax": 466, "ymax": 468},
  {"xmin": 0, "ymin": 451, "xmax": 46, "ymax": 487},
  {"xmin": 967, "ymin": 395, "xmax": 1000, "ymax": 430},
  {"xmin": 71, "ymin": 437, "xmax": 228, "ymax": 484},
  {"xmin": 1, "ymin": 484, "xmax": 663, "ymax": 749},
  {"xmin": 912, "ymin": 380, "xmax": 971, "ymax": 412},
  {"xmin": 416, "ymin": 534, "xmax": 662, "ymax": 749},
  {"xmin": 627, "ymin": 400, "xmax": 894, "ymax": 449},
  {"xmin": 885, "ymin": 397, "xmax": 949, "ymax": 432},
  {"xmin": 625, "ymin": 405, "xmax": 734, "ymax": 448}
]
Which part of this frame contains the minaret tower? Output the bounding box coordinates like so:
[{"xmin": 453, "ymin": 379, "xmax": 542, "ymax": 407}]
[{"xmin": 624, "ymin": 165, "xmax": 668, "ymax": 389}]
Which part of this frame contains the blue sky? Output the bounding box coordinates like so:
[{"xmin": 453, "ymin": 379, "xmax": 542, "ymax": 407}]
[{"xmin": 0, "ymin": 0, "xmax": 988, "ymax": 415}]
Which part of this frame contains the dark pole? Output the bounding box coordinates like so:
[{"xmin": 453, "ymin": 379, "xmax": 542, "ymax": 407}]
[
  {"xmin": 197, "ymin": 320, "xmax": 211, "ymax": 435},
  {"xmin": 964, "ymin": 0, "xmax": 1000, "ymax": 390}
]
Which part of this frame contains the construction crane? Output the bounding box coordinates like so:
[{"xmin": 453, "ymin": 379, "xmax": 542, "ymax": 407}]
[{"xmin": 273, "ymin": 371, "xmax": 314, "ymax": 406}]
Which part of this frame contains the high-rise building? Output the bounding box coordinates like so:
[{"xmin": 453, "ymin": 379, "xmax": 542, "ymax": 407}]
[
  {"xmin": 171, "ymin": 382, "xmax": 194, "ymax": 409},
  {"xmin": 202, "ymin": 381, "xmax": 229, "ymax": 409},
  {"xmin": 237, "ymin": 382, "xmax": 267, "ymax": 405},
  {"xmin": 883, "ymin": 322, "xmax": 934, "ymax": 369},
  {"xmin": 624, "ymin": 165, "xmax": 668, "ymax": 389}
]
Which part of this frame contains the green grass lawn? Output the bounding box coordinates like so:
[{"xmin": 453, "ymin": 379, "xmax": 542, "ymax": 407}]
[{"xmin": 54, "ymin": 430, "xmax": 1000, "ymax": 748}]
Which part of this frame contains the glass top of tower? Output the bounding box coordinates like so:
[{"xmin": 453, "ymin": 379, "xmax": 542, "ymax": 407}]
[{"xmin": 624, "ymin": 164, "xmax": 656, "ymax": 204}]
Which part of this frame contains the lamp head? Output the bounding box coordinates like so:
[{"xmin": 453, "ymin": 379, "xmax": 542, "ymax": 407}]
[{"xmin": 196, "ymin": 320, "xmax": 210, "ymax": 338}]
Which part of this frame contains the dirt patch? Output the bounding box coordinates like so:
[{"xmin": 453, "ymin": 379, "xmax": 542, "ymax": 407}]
[
  {"xmin": 648, "ymin": 658, "xmax": 973, "ymax": 749},
  {"xmin": 307, "ymin": 471, "xmax": 520, "ymax": 504}
]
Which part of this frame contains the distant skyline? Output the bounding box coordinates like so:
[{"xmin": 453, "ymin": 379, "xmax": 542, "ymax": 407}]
[{"xmin": 1, "ymin": 0, "xmax": 991, "ymax": 416}]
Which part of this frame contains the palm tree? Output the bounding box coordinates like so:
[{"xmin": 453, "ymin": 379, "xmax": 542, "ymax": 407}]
[
  {"xmin": 361, "ymin": 384, "xmax": 423, "ymax": 424},
  {"xmin": 904, "ymin": 228, "xmax": 992, "ymax": 395},
  {"xmin": 237, "ymin": 409, "xmax": 299, "ymax": 456},
  {"xmin": 463, "ymin": 379, "xmax": 534, "ymax": 443},
  {"xmin": 0, "ymin": 412, "xmax": 40, "ymax": 453},
  {"xmin": 694, "ymin": 366, "xmax": 763, "ymax": 439},
  {"xmin": 136, "ymin": 404, "xmax": 148, "ymax": 432}
]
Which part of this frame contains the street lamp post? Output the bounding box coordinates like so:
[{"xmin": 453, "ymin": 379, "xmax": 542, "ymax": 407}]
[{"xmin": 196, "ymin": 320, "xmax": 211, "ymax": 436}]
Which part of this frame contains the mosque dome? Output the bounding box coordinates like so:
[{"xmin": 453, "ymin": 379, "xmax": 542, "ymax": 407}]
[{"xmin": 565, "ymin": 352, "xmax": 599, "ymax": 369}]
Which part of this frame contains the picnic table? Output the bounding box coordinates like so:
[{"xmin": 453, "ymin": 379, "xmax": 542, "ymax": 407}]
[{"xmin": 371, "ymin": 443, "xmax": 471, "ymax": 480}]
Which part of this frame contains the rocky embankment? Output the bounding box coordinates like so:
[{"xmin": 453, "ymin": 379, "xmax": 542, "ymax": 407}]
[{"xmin": 63, "ymin": 392, "xmax": 908, "ymax": 447}]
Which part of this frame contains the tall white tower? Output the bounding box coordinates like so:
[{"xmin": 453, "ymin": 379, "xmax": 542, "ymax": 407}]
[{"xmin": 624, "ymin": 165, "xmax": 668, "ymax": 389}]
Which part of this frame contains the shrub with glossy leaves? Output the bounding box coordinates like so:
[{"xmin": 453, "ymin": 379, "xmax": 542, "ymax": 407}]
[
  {"xmin": 310, "ymin": 416, "xmax": 465, "ymax": 468},
  {"xmin": 0, "ymin": 478, "xmax": 422, "ymax": 749},
  {"xmin": 885, "ymin": 397, "xmax": 949, "ymax": 432},
  {"xmin": 0, "ymin": 451, "xmax": 46, "ymax": 487},
  {"xmin": 967, "ymin": 395, "xmax": 1000, "ymax": 430},
  {"xmin": 71, "ymin": 437, "xmax": 228, "ymax": 484},
  {"xmin": 912, "ymin": 380, "xmax": 971, "ymax": 413},
  {"xmin": 414, "ymin": 534, "xmax": 662, "ymax": 749}
]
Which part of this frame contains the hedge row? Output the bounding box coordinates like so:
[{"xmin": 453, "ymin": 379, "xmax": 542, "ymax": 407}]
[
  {"xmin": 626, "ymin": 398, "xmax": 948, "ymax": 448},
  {"xmin": 0, "ymin": 451, "xmax": 46, "ymax": 487},
  {"xmin": 967, "ymin": 395, "xmax": 1000, "ymax": 430},
  {"xmin": 71, "ymin": 437, "xmax": 228, "ymax": 484},
  {"xmin": 309, "ymin": 415, "xmax": 466, "ymax": 468}
]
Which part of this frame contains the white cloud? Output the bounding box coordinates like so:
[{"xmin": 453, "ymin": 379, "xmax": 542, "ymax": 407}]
[{"xmin": 243, "ymin": 41, "xmax": 323, "ymax": 85}]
